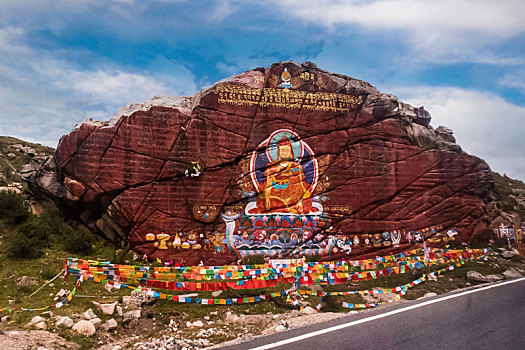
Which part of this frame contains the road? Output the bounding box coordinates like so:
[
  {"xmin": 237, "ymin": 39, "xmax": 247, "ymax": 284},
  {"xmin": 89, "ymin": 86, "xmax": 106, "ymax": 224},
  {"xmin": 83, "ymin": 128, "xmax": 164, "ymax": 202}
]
[{"xmin": 220, "ymin": 277, "xmax": 525, "ymax": 350}]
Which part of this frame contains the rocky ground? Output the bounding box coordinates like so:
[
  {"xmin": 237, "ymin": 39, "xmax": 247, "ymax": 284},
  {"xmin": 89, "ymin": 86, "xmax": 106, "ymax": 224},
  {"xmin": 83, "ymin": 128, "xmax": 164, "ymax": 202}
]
[{"xmin": 0, "ymin": 247, "xmax": 523, "ymax": 350}]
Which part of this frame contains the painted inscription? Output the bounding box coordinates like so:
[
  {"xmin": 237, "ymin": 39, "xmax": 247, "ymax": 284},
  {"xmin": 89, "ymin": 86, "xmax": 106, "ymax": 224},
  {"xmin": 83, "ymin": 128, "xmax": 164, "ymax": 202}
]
[{"xmin": 213, "ymin": 85, "xmax": 363, "ymax": 113}]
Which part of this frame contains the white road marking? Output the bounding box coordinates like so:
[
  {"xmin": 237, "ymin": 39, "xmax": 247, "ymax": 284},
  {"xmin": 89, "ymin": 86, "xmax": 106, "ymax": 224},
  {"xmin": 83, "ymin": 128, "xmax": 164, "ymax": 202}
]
[{"xmin": 249, "ymin": 277, "xmax": 525, "ymax": 350}]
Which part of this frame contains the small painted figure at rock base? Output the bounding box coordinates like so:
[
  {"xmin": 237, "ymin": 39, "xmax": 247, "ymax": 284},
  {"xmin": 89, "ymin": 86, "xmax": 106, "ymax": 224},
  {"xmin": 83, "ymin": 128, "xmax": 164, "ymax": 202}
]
[{"xmin": 248, "ymin": 130, "xmax": 320, "ymax": 215}]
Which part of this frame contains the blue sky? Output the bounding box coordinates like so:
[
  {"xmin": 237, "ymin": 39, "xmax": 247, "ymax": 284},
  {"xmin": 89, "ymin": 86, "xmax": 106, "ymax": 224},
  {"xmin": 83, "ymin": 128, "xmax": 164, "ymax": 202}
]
[{"xmin": 0, "ymin": 0, "xmax": 524, "ymax": 180}]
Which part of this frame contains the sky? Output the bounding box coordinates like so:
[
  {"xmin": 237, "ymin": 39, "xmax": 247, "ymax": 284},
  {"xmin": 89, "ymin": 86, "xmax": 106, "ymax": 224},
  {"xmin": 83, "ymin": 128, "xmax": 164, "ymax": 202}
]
[{"xmin": 0, "ymin": 0, "xmax": 524, "ymax": 180}]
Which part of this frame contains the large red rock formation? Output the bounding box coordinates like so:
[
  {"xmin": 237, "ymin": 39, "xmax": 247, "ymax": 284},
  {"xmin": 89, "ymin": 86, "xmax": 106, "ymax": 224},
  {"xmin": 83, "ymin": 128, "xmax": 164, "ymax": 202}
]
[{"xmin": 23, "ymin": 62, "xmax": 494, "ymax": 264}]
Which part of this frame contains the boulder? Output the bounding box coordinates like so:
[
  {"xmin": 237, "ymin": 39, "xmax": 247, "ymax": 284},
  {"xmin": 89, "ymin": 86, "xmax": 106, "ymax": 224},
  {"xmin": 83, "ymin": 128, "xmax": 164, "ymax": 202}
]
[
  {"xmin": 122, "ymin": 310, "xmax": 141, "ymax": 323},
  {"xmin": 503, "ymin": 268, "xmax": 523, "ymax": 279},
  {"xmin": 72, "ymin": 320, "xmax": 96, "ymax": 336},
  {"xmin": 225, "ymin": 312, "xmax": 240, "ymax": 322},
  {"xmin": 467, "ymin": 271, "xmax": 488, "ymax": 283},
  {"xmin": 83, "ymin": 308, "xmax": 97, "ymax": 320},
  {"xmin": 34, "ymin": 322, "xmax": 47, "ymax": 330},
  {"xmin": 485, "ymin": 274, "xmax": 505, "ymax": 282},
  {"xmin": 28, "ymin": 316, "xmax": 45, "ymax": 326},
  {"xmin": 103, "ymin": 318, "xmax": 118, "ymax": 331},
  {"xmin": 192, "ymin": 320, "xmax": 204, "ymax": 327},
  {"xmin": 24, "ymin": 61, "xmax": 495, "ymax": 265},
  {"xmin": 56, "ymin": 316, "xmax": 74, "ymax": 328},
  {"xmin": 89, "ymin": 317, "xmax": 102, "ymax": 328},
  {"xmin": 16, "ymin": 276, "xmax": 38, "ymax": 288},
  {"xmin": 93, "ymin": 301, "xmax": 117, "ymax": 315},
  {"xmin": 501, "ymin": 249, "xmax": 519, "ymax": 259},
  {"xmin": 122, "ymin": 290, "xmax": 156, "ymax": 308},
  {"xmin": 300, "ymin": 306, "xmax": 317, "ymax": 315}
]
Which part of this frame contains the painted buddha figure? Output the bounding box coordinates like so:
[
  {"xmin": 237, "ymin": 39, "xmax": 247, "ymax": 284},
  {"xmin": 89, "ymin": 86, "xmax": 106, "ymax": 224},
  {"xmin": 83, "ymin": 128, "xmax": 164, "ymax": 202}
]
[{"xmin": 249, "ymin": 135, "xmax": 316, "ymax": 214}]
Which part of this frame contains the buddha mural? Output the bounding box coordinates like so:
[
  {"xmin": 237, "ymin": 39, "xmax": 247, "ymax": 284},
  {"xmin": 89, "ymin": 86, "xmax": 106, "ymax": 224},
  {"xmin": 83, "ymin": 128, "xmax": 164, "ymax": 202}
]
[{"xmin": 246, "ymin": 129, "xmax": 322, "ymax": 215}]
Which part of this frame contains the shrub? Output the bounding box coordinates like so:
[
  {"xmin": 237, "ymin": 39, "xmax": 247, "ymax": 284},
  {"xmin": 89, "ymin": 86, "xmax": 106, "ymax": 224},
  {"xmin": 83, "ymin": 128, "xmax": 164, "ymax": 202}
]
[
  {"xmin": 62, "ymin": 226, "xmax": 96, "ymax": 255},
  {"xmin": 2, "ymin": 217, "xmax": 51, "ymax": 259},
  {"xmin": 0, "ymin": 191, "xmax": 29, "ymax": 224}
]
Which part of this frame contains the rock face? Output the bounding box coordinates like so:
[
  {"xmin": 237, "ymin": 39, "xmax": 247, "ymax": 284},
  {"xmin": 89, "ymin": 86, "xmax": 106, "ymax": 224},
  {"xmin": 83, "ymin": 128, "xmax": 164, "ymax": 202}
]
[{"xmin": 24, "ymin": 61, "xmax": 494, "ymax": 264}]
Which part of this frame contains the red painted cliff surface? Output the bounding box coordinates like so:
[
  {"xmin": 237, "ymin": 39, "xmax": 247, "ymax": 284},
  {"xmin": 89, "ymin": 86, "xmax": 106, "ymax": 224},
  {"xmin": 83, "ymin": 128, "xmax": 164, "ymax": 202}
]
[{"xmin": 23, "ymin": 62, "xmax": 494, "ymax": 264}]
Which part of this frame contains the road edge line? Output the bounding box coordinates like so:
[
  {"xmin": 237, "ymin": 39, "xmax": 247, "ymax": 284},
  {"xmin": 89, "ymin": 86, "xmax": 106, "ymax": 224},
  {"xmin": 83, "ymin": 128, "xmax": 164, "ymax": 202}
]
[{"xmin": 249, "ymin": 277, "xmax": 525, "ymax": 350}]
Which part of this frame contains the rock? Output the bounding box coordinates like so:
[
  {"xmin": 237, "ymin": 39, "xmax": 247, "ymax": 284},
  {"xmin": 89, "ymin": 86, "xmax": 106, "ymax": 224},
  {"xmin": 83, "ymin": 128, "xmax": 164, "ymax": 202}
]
[
  {"xmin": 56, "ymin": 316, "xmax": 73, "ymax": 328},
  {"xmin": 503, "ymin": 268, "xmax": 523, "ymax": 279},
  {"xmin": 300, "ymin": 306, "xmax": 316, "ymax": 315},
  {"xmin": 26, "ymin": 61, "xmax": 495, "ymax": 265},
  {"xmin": 501, "ymin": 249, "xmax": 519, "ymax": 259},
  {"xmin": 186, "ymin": 321, "xmax": 192, "ymax": 328},
  {"xmin": 116, "ymin": 305, "xmax": 123, "ymax": 316},
  {"xmin": 16, "ymin": 276, "xmax": 38, "ymax": 288},
  {"xmin": 192, "ymin": 320, "xmax": 204, "ymax": 327},
  {"xmin": 83, "ymin": 308, "xmax": 97, "ymax": 320},
  {"xmin": 211, "ymin": 290, "xmax": 222, "ymax": 297},
  {"xmin": 103, "ymin": 318, "xmax": 118, "ymax": 331},
  {"xmin": 1, "ymin": 316, "xmax": 10, "ymax": 322},
  {"xmin": 93, "ymin": 301, "xmax": 117, "ymax": 315},
  {"xmin": 424, "ymin": 292, "xmax": 437, "ymax": 298},
  {"xmin": 275, "ymin": 325, "xmax": 287, "ymax": 332},
  {"xmin": 7, "ymin": 153, "xmax": 16, "ymax": 159},
  {"xmin": 34, "ymin": 322, "xmax": 47, "ymax": 330},
  {"xmin": 89, "ymin": 318, "xmax": 102, "ymax": 327},
  {"xmin": 123, "ymin": 310, "xmax": 141, "ymax": 323},
  {"xmin": 122, "ymin": 290, "xmax": 156, "ymax": 308},
  {"xmin": 56, "ymin": 289, "xmax": 68, "ymax": 298},
  {"xmin": 29, "ymin": 316, "xmax": 45, "ymax": 325},
  {"xmin": 72, "ymin": 320, "xmax": 96, "ymax": 336},
  {"xmin": 8, "ymin": 300, "xmax": 15, "ymax": 305},
  {"xmin": 104, "ymin": 283, "xmax": 115, "ymax": 292},
  {"xmin": 225, "ymin": 312, "xmax": 240, "ymax": 322},
  {"xmin": 485, "ymin": 274, "xmax": 505, "ymax": 282},
  {"xmin": 467, "ymin": 271, "xmax": 488, "ymax": 283}
]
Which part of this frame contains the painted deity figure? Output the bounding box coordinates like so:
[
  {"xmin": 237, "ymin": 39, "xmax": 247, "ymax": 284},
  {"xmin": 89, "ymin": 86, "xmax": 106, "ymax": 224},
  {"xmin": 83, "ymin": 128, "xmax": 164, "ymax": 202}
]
[{"xmin": 247, "ymin": 130, "xmax": 321, "ymax": 215}]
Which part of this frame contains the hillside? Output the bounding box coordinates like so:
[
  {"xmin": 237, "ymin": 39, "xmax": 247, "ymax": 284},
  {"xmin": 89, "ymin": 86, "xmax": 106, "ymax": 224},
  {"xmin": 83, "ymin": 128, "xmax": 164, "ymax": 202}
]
[{"xmin": 0, "ymin": 136, "xmax": 54, "ymax": 193}]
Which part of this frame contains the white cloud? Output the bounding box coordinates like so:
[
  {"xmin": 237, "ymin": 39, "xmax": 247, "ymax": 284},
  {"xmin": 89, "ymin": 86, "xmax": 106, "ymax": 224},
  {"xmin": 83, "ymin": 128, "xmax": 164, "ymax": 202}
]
[
  {"xmin": 390, "ymin": 85, "xmax": 525, "ymax": 181},
  {"xmin": 274, "ymin": 0, "xmax": 525, "ymax": 61},
  {"xmin": 0, "ymin": 27, "xmax": 196, "ymax": 148}
]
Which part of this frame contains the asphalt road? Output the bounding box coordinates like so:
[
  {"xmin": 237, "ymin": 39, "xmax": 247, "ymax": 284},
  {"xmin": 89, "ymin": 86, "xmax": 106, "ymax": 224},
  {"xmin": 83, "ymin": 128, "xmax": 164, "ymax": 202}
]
[{"xmin": 220, "ymin": 277, "xmax": 525, "ymax": 350}]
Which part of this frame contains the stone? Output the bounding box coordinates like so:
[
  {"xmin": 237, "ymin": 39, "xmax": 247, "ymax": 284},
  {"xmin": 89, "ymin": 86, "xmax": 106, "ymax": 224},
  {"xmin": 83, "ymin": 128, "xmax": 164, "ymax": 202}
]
[
  {"xmin": 103, "ymin": 318, "xmax": 118, "ymax": 331},
  {"xmin": 422, "ymin": 292, "xmax": 438, "ymax": 298},
  {"xmin": 56, "ymin": 316, "xmax": 74, "ymax": 328},
  {"xmin": 485, "ymin": 274, "xmax": 505, "ymax": 282},
  {"xmin": 211, "ymin": 290, "xmax": 222, "ymax": 297},
  {"xmin": 300, "ymin": 306, "xmax": 316, "ymax": 315},
  {"xmin": 122, "ymin": 310, "xmax": 141, "ymax": 323},
  {"xmin": 56, "ymin": 289, "xmax": 68, "ymax": 298},
  {"xmin": 467, "ymin": 271, "xmax": 488, "ymax": 283},
  {"xmin": 122, "ymin": 289, "xmax": 156, "ymax": 308},
  {"xmin": 24, "ymin": 61, "xmax": 495, "ymax": 265},
  {"xmin": 192, "ymin": 320, "xmax": 204, "ymax": 327},
  {"xmin": 34, "ymin": 321, "xmax": 47, "ymax": 330},
  {"xmin": 83, "ymin": 308, "xmax": 97, "ymax": 320},
  {"xmin": 89, "ymin": 318, "xmax": 102, "ymax": 327},
  {"xmin": 8, "ymin": 300, "xmax": 15, "ymax": 305},
  {"xmin": 93, "ymin": 301, "xmax": 117, "ymax": 315},
  {"xmin": 501, "ymin": 250, "xmax": 518, "ymax": 259},
  {"xmin": 275, "ymin": 324, "xmax": 287, "ymax": 332},
  {"xmin": 503, "ymin": 268, "xmax": 523, "ymax": 279},
  {"xmin": 29, "ymin": 316, "xmax": 45, "ymax": 325},
  {"xmin": 116, "ymin": 305, "xmax": 123, "ymax": 316},
  {"xmin": 16, "ymin": 276, "xmax": 38, "ymax": 288},
  {"xmin": 186, "ymin": 321, "xmax": 192, "ymax": 328},
  {"xmin": 1, "ymin": 316, "xmax": 10, "ymax": 322},
  {"xmin": 225, "ymin": 312, "xmax": 240, "ymax": 322},
  {"xmin": 72, "ymin": 320, "xmax": 96, "ymax": 336}
]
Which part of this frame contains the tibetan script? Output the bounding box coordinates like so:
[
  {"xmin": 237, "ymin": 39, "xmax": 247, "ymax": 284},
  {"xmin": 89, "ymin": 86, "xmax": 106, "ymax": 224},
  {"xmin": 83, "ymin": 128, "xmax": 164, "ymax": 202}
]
[{"xmin": 214, "ymin": 85, "xmax": 363, "ymax": 112}]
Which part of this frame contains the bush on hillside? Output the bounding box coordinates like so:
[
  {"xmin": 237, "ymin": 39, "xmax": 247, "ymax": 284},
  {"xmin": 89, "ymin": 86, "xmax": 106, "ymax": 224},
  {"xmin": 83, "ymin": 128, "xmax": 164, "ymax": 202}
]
[
  {"xmin": 3, "ymin": 217, "xmax": 51, "ymax": 259},
  {"xmin": 62, "ymin": 225, "xmax": 96, "ymax": 255},
  {"xmin": 0, "ymin": 191, "xmax": 29, "ymax": 224}
]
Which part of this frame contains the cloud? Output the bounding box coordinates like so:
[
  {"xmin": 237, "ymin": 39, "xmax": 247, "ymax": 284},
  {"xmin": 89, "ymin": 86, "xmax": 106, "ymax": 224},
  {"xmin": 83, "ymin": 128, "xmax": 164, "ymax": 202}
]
[
  {"xmin": 390, "ymin": 85, "xmax": 525, "ymax": 181},
  {"xmin": 0, "ymin": 27, "xmax": 196, "ymax": 147},
  {"xmin": 274, "ymin": 0, "xmax": 525, "ymax": 61},
  {"xmin": 498, "ymin": 70, "xmax": 525, "ymax": 94}
]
